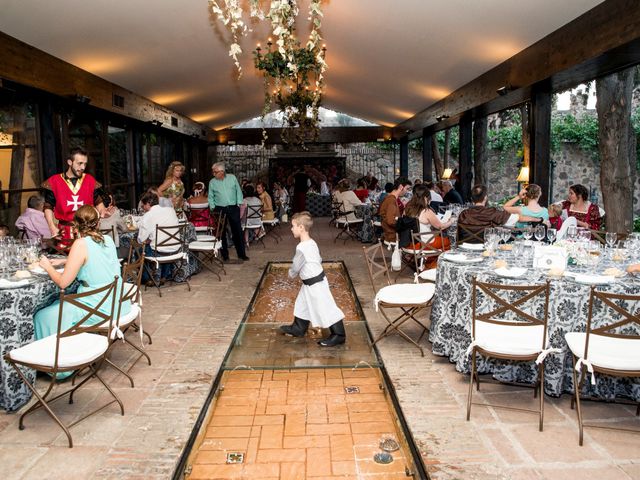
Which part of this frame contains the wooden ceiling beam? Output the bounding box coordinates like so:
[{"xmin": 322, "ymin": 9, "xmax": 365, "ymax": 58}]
[{"xmin": 395, "ymin": 0, "xmax": 640, "ymax": 140}]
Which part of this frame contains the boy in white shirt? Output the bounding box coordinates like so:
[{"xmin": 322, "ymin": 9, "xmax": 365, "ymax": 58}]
[{"xmin": 280, "ymin": 211, "xmax": 346, "ymax": 346}]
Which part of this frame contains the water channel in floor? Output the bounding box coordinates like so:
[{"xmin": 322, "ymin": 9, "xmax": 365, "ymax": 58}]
[{"xmin": 175, "ymin": 262, "xmax": 428, "ymax": 479}]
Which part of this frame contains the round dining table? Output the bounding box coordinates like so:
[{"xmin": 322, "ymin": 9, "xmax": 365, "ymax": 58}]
[
  {"xmin": 429, "ymin": 244, "xmax": 640, "ymax": 402},
  {"xmin": 0, "ymin": 273, "xmax": 69, "ymax": 411}
]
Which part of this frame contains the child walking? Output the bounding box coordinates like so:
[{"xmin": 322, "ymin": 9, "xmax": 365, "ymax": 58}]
[{"xmin": 280, "ymin": 211, "xmax": 346, "ymax": 346}]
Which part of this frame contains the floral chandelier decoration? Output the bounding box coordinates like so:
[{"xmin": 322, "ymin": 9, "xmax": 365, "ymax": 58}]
[{"xmin": 209, "ymin": 0, "xmax": 327, "ymax": 146}]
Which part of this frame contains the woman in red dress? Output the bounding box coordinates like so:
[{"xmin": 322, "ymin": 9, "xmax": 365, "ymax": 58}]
[{"xmin": 561, "ymin": 184, "xmax": 602, "ymax": 230}]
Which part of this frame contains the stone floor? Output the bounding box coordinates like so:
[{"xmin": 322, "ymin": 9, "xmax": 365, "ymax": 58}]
[{"xmin": 1, "ymin": 220, "xmax": 639, "ymax": 480}]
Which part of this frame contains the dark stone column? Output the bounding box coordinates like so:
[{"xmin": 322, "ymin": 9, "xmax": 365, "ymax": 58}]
[
  {"xmin": 399, "ymin": 136, "xmax": 409, "ymax": 178},
  {"xmin": 458, "ymin": 116, "xmax": 473, "ymax": 202},
  {"xmin": 422, "ymin": 128, "xmax": 433, "ymax": 181}
]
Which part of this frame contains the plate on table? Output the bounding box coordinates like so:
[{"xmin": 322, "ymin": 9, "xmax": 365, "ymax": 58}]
[
  {"xmin": 0, "ymin": 278, "xmax": 30, "ymax": 289},
  {"xmin": 565, "ymin": 272, "xmax": 615, "ymax": 285},
  {"xmin": 458, "ymin": 243, "xmax": 484, "ymax": 252},
  {"xmin": 442, "ymin": 253, "xmax": 484, "ymax": 264},
  {"xmin": 494, "ymin": 267, "xmax": 527, "ymax": 278}
]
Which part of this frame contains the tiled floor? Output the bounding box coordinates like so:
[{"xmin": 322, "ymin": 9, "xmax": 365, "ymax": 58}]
[{"xmin": 1, "ymin": 220, "xmax": 639, "ymax": 479}]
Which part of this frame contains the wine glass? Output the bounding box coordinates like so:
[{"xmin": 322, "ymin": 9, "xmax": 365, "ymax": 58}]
[
  {"xmin": 522, "ymin": 226, "xmax": 533, "ymax": 242},
  {"xmin": 500, "ymin": 228, "xmax": 511, "ymax": 245},
  {"xmin": 567, "ymin": 225, "xmax": 578, "ymax": 241},
  {"xmin": 605, "ymin": 232, "xmax": 617, "ymax": 249},
  {"xmin": 534, "ymin": 225, "xmax": 546, "ymax": 242},
  {"xmin": 547, "ymin": 228, "xmax": 557, "ymax": 244}
]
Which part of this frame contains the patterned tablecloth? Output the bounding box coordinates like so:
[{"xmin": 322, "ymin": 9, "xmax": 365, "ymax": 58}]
[
  {"xmin": 305, "ymin": 194, "xmax": 332, "ymax": 217},
  {"xmin": 429, "ymin": 251, "xmax": 640, "ymax": 401},
  {"xmin": 0, "ymin": 276, "xmax": 66, "ymax": 411}
]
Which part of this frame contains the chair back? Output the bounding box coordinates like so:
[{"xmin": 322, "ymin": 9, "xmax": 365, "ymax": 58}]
[
  {"xmin": 555, "ymin": 216, "xmax": 576, "ymax": 241},
  {"xmin": 244, "ymin": 204, "xmax": 263, "ymax": 228},
  {"xmin": 471, "ymin": 277, "xmax": 550, "ymax": 347},
  {"xmin": 53, "ymin": 277, "xmax": 119, "ymax": 369},
  {"xmin": 410, "ymin": 230, "xmax": 446, "ymax": 272},
  {"xmin": 363, "ymin": 241, "xmax": 391, "ymax": 291},
  {"xmin": 210, "ymin": 210, "xmax": 226, "ymax": 240},
  {"xmin": 583, "ymin": 287, "xmax": 640, "ymax": 360},
  {"xmin": 17, "ymin": 228, "xmax": 27, "ymax": 240},
  {"xmin": 120, "ymin": 254, "xmax": 145, "ymax": 306},
  {"xmin": 188, "ymin": 203, "xmax": 210, "ymax": 226},
  {"xmin": 100, "ymin": 225, "xmax": 117, "ymax": 243},
  {"xmin": 589, "ymin": 229, "xmax": 628, "ymax": 246},
  {"xmin": 127, "ymin": 237, "xmax": 146, "ymax": 265},
  {"xmin": 457, "ymin": 223, "xmax": 484, "ymax": 244},
  {"xmin": 154, "ymin": 223, "xmax": 187, "ymax": 252}
]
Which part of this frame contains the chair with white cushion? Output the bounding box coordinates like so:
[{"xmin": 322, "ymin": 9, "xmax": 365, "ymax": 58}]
[
  {"xmin": 363, "ymin": 242, "xmax": 435, "ymax": 356},
  {"xmin": 4, "ymin": 278, "xmax": 121, "ymax": 448},
  {"xmin": 466, "ymin": 278, "xmax": 553, "ymax": 431},
  {"xmin": 144, "ymin": 223, "xmax": 191, "ymax": 297},
  {"xmin": 187, "ymin": 202, "xmax": 210, "ymax": 234},
  {"xmin": 565, "ymin": 287, "xmax": 640, "ymax": 445},
  {"xmin": 397, "ymin": 230, "xmax": 446, "ymax": 281},
  {"xmin": 334, "ymin": 200, "xmax": 363, "ymax": 244},
  {"xmin": 189, "ymin": 211, "xmax": 226, "ymax": 280}
]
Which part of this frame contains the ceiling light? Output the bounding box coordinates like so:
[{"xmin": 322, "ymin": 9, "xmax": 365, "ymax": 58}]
[
  {"xmin": 436, "ymin": 114, "xmax": 449, "ymax": 122},
  {"xmin": 496, "ymin": 84, "xmax": 515, "ymax": 96}
]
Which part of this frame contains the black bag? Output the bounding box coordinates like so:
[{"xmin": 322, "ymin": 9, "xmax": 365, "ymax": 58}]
[{"xmin": 395, "ymin": 216, "xmax": 418, "ymax": 248}]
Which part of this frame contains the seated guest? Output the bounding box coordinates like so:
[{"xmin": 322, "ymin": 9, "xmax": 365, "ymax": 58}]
[
  {"xmin": 377, "ymin": 182, "xmax": 394, "ymax": 204},
  {"xmin": 99, "ymin": 192, "xmax": 128, "ymax": 250},
  {"xmin": 137, "ymin": 192, "xmax": 180, "ymax": 284},
  {"xmin": 15, "ymin": 195, "xmax": 51, "ymax": 239},
  {"xmin": 441, "ymin": 180, "xmax": 463, "ymax": 204},
  {"xmin": 397, "ymin": 184, "xmax": 454, "ymax": 249},
  {"xmin": 353, "ymin": 179, "xmax": 369, "ymax": 202},
  {"xmin": 560, "ymin": 183, "xmax": 602, "ymax": 230},
  {"xmin": 0, "ymin": 224, "xmax": 10, "ymax": 237},
  {"xmin": 504, "ymin": 183, "xmax": 549, "ymax": 228},
  {"xmin": 273, "ymin": 182, "xmax": 289, "ymax": 220},
  {"xmin": 367, "ymin": 177, "xmax": 380, "ymax": 198},
  {"xmin": 548, "ymin": 203, "xmax": 563, "ymax": 230},
  {"xmin": 426, "ymin": 181, "xmax": 443, "ymax": 203},
  {"xmin": 138, "ymin": 187, "xmax": 173, "ymax": 210},
  {"xmin": 256, "ymin": 182, "xmax": 275, "ymax": 220},
  {"xmin": 332, "ymin": 179, "xmax": 363, "ymax": 223},
  {"xmin": 186, "ymin": 182, "xmax": 210, "ymax": 228},
  {"xmin": 34, "ymin": 205, "xmax": 130, "ymax": 378},
  {"xmin": 242, "ymin": 185, "xmax": 264, "ymax": 245},
  {"xmin": 380, "ymin": 177, "xmax": 412, "ymax": 243},
  {"xmin": 457, "ymin": 185, "xmax": 519, "ymax": 243}
]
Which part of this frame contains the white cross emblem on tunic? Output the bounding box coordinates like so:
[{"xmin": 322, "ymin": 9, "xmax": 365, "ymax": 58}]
[{"xmin": 66, "ymin": 195, "xmax": 84, "ymax": 211}]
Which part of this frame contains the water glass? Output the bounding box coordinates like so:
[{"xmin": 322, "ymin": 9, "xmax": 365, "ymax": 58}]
[
  {"xmin": 605, "ymin": 232, "xmax": 617, "ymax": 249},
  {"xmin": 567, "ymin": 225, "xmax": 578, "ymax": 241},
  {"xmin": 534, "ymin": 225, "xmax": 546, "ymax": 242},
  {"xmin": 522, "ymin": 227, "xmax": 533, "ymax": 241},
  {"xmin": 579, "ymin": 229, "xmax": 591, "ymax": 243},
  {"xmin": 547, "ymin": 228, "xmax": 557, "ymax": 244},
  {"xmin": 500, "ymin": 228, "xmax": 511, "ymax": 245}
]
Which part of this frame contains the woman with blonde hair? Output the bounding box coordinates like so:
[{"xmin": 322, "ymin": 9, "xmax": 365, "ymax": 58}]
[
  {"xmin": 504, "ymin": 183, "xmax": 549, "ymax": 228},
  {"xmin": 256, "ymin": 181, "xmax": 275, "ymax": 220},
  {"xmin": 34, "ymin": 205, "xmax": 130, "ymax": 343},
  {"xmin": 158, "ymin": 161, "xmax": 186, "ymax": 214}
]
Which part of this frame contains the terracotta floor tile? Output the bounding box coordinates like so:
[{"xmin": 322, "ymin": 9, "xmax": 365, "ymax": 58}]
[
  {"xmin": 280, "ymin": 461, "xmax": 306, "ymax": 480},
  {"xmin": 256, "ymin": 448, "xmax": 306, "ymax": 463},
  {"xmin": 193, "ymin": 450, "xmax": 228, "ymax": 465},
  {"xmin": 244, "ymin": 436, "xmax": 259, "ymax": 463},
  {"xmin": 253, "ymin": 414, "xmax": 284, "ymax": 426},
  {"xmin": 332, "ymin": 460, "xmax": 358, "ymax": 476},
  {"xmin": 212, "ymin": 405, "xmax": 256, "ymax": 416},
  {"xmin": 307, "ymin": 447, "xmax": 332, "ymax": 477},
  {"xmin": 330, "ymin": 434, "xmax": 355, "ymax": 462},
  {"xmin": 199, "ymin": 437, "xmax": 249, "ymax": 451},
  {"xmin": 250, "ymin": 425, "xmax": 262, "ymax": 438},
  {"xmin": 347, "ymin": 401, "xmax": 390, "ymax": 413},
  {"xmin": 349, "ymin": 411, "xmax": 393, "ymax": 423},
  {"xmin": 188, "ymin": 464, "xmax": 243, "ymax": 479},
  {"xmin": 241, "ymin": 462, "xmax": 280, "ymax": 477},
  {"xmin": 265, "ymin": 404, "xmax": 306, "ymax": 415},
  {"xmin": 259, "ymin": 424, "xmax": 284, "ymax": 449},
  {"xmin": 284, "ymin": 413, "xmax": 307, "ymax": 436},
  {"xmin": 350, "ymin": 421, "xmax": 396, "ymax": 434},
  {"xmin": 210, "ymin": 415, "xmax": 254, "ymax": 427},
  {"xmin": 307, "ymin": 423, "xmax": 352, "ymax": 436},
  {"xmin": 283, "ymin": 435, "xmax": 330, "ymax": 449},
  {"xmin": 205, "ymin": 425, "xmax": 252, "ymax": 438}
]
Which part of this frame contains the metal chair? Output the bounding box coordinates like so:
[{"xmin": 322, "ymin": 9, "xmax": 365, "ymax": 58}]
[
  {"xmin": 363, "ymin": 242, "xmax": 434, "ymax": 356},
  {"xmin": 565, "ymin": 287, "xmax": 640, "ymax": 445},
  {"xmin": 334, "ymin": 200, "xmax": 363, "ymax": 244},
  {"xmin": 457, "ymin": 223, "xmax": 485, "ymax": 244},
  {"xmin": 189, "ymin": 211, "xmax": 227, "ymax": 280},
  {"xmin": 143, "ymin": 224, "xmax": 191, "ymax": 297},
  {"xmin": 466, "ymin": 277, "xmax": 552, "ymax": 431},
  {"xmin": 243, "ymin": 204, "xmax": 266, "ymax": 248},
  {"xmin": 4, "ymin": 278, "xmax": 121, "ymax": 448}
]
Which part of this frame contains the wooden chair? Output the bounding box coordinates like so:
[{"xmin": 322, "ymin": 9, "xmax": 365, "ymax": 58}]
[
  {"xmin": 243, "ymin": 204, "xmax": 266, "ymax": 248},
  {"xmin": 99, "ymin": 225, "xmax": 117, "ymax": 244},
  {"xmin": 143, "ymin": 224, "xmax": 191, "ymax": 297},
  {"xmin": 334, "ymin": 200, "xmax": 363, "ymax": 244},
  {"xmin": 457, "ymin": 223, "xmax": 485, "ymax": 244},
  {"xmin": 189, "ymin": 211, "xmax": 227, "ymax": 280},
  {"xmin": 466, "ymin": 278, "xmax": 552, "ymax": 431},
  {"xmin": 565, "ymin": 287, "xmax": 640, "ymax": 445},
  {"xmin": 363, "ymin": 242, "xmax": 435, "ymax": 356},
  {"xmin": 4, "ymin": 278, "xmax": 121, "ymax": 448}
]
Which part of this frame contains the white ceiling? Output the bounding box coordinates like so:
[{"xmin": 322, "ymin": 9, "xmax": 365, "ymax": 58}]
[{"xmin": 0, "ymin": 0, "xmax": 603, "ymax": 130}]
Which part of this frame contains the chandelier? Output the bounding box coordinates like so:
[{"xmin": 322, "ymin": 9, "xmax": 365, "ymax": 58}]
[{"xmin": 209, "ymin": 0, "xmax": 327, "ymax": 146}]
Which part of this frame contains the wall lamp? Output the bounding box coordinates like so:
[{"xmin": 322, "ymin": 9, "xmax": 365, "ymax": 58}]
[
  {"xmin": 441, "ymin": 168, "xmax": 454, "ymax": 180},
  {"xmin": 496, "ymin": 84, "xmax": 515, "ymax": 96},
  {"xmin": 435, "ymin": 114, "xmax": 449, "ymax": 122}
]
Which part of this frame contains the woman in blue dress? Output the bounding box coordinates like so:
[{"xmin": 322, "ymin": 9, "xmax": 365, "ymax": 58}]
[
  {"xmin": 34, "ymin": 205, "xmax": 130, "ymax": 344},
  {"xmin": 503, "ymin": 183, "xmax": 549, "ymax": 228}
]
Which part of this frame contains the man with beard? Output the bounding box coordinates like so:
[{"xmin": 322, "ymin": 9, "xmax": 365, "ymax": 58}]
[{"xmin": 41, "ymin": 148, "xmax": 107, "ymax": 246}]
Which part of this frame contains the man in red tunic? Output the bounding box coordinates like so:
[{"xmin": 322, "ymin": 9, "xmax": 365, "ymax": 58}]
[{"xmin": 41, "ymin": 148, "xmax": 107, "ymax": 244}]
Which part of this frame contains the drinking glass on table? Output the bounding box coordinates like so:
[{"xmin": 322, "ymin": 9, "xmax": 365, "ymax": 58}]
[
  {"xmin": 605, "ymin": 232, "xmax": 617, "ymax": 249},
  {"xmin": 547, "ymin": 228, "xmax": 557, "ymax": 244},
  {"xmin": 579, "ymin": 229, "xmax": 591, "ymax": 243},
  {"xmin": 500, "ymin": 227, "xmax": 511, "ymax": 245},
  {"xmin": 534, "ymin": 225, "xmax": 546, "ymax": 242},
  {"xmin": 567, "ymin": 225, "xmax": 578, "ymax": 241}
]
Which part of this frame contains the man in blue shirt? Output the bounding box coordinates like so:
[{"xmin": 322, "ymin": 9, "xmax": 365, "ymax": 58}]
[{"xmin": 208, "ymin": 162, "xmax": 248, "ymax": 261}]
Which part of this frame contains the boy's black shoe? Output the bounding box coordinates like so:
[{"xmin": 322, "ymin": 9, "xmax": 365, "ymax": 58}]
[
  {"xmin": 280, "ymin": 316, "xmax": 310, "ymax": 337},
  {"xmin": 318, "ymin": 320, "xmax": 346, "ymax": 347}
]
